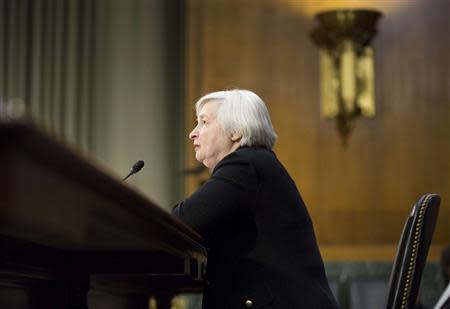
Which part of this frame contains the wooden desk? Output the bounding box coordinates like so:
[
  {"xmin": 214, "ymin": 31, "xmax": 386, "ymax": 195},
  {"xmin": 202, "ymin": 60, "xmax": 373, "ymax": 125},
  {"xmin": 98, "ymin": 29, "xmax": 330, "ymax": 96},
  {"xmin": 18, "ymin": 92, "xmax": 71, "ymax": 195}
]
[{"xmin": 0, "ymin": 122, "xmax": 207, "ymax": 309}]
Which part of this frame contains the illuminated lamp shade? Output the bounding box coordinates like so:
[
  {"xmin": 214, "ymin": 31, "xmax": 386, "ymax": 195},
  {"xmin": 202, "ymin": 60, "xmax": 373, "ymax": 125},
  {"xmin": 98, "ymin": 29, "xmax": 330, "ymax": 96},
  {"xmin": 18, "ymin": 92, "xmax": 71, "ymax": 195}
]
[{"xmin": 310, "ymin": 9, "xmax": 382, "ymax": 144}]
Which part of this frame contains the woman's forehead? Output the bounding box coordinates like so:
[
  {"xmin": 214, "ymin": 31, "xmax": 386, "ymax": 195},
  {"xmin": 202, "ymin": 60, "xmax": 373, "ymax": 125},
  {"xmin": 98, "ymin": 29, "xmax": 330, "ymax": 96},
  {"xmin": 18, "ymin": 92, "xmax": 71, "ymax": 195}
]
[{"xmin": 198, "ymin": 100, "xmax": 220, "ymax": 117}]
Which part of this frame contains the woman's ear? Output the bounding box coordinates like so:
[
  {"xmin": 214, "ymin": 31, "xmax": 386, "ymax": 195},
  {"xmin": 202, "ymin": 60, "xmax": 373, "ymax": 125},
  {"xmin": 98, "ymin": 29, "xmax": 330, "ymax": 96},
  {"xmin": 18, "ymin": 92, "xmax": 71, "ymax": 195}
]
[{"xmin": 231, "ymin": 132, "xmax": 242, "ymax": 142}]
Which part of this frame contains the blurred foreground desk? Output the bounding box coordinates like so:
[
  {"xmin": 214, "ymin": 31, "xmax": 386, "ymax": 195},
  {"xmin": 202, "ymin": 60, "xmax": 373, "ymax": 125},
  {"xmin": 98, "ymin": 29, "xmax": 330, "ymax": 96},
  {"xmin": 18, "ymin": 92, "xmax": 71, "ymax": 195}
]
[{"xmin": 0, "ymin": 123, "xmax": 207, "ymax": 309}]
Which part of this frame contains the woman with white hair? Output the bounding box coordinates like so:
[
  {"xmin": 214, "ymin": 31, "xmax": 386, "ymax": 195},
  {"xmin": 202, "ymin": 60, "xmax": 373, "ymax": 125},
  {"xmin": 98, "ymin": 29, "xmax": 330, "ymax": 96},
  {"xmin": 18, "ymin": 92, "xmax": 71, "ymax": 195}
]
[{"xmin": 173, "ymin": 89, "xmax": 338, "ymax": 309}]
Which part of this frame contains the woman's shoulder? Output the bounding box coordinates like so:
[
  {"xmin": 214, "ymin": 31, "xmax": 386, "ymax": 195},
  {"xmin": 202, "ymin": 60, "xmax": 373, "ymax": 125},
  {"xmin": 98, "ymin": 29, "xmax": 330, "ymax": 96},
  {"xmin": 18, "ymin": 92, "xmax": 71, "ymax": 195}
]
[
  {"xmin": 212, "ymin": 146, "xmax": 276, "ymax": 181},
  {"xmin": 217, "ymin": 146, "xmax": 272, "ymax": 167},
  {"xmin": 235, "ymin": 145, "xmax": 276, "ymax": 163},
  {"xmin": 236, "ymin": 145, "xmax": 274, "ymax": 157},
  {"xmin": 212, "ymin": 148, "xmax": 252, "ymax": 173}
]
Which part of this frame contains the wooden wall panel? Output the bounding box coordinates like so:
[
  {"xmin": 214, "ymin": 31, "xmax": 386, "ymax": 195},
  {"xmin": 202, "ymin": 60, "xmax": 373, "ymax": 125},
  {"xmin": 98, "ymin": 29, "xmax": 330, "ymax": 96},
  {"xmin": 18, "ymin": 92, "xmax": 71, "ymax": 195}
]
[{"xmin": 184, "ymin": 0, "xmax": 450, "ymax": 260}]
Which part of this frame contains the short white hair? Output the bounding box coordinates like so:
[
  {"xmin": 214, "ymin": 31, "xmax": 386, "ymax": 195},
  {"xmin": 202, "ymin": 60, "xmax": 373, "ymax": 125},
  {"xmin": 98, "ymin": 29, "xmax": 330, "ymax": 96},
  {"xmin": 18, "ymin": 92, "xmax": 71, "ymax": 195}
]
[{"xmin": 195, "ymin": 89, "xmax": 277, "ymax": 149}]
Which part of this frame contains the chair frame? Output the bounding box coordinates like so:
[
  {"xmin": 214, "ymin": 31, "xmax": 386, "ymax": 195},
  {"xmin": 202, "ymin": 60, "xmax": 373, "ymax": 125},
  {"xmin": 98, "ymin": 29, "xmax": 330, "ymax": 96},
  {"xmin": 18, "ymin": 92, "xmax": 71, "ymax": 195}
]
[{"xmin": 386, "ymin": 193, "xmax": 440, "ymax": 309}]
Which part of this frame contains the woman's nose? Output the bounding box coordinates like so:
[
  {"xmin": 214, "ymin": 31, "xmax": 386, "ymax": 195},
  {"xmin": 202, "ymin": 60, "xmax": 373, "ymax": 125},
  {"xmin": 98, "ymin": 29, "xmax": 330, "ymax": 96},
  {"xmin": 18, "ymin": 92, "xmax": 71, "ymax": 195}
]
[{"xmin": 189, "ymin": 128, "xmax": 198, "ymax": 140}]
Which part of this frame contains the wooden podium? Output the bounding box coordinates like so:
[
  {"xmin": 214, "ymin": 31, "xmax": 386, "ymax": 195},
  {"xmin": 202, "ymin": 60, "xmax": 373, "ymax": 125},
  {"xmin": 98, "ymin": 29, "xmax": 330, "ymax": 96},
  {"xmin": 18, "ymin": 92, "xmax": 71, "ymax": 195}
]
[{"xmin": 0, "ymin": 122, "xmax": 207, "ymax": 309}]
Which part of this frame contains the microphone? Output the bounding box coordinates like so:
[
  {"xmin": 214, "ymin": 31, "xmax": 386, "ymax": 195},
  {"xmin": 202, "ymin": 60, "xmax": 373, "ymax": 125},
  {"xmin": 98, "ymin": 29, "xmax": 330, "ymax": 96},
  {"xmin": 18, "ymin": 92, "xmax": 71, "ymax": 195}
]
[{"xmin": 123, "ymin": 160, "xmax": 145, "ymax": 181}]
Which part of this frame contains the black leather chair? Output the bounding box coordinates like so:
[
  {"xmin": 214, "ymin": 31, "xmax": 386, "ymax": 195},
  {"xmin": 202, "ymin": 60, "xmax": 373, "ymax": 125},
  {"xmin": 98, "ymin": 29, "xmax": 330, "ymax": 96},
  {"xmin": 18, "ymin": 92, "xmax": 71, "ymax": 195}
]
[{"xmin": 386, "ymin": 193, "xmax": 440, "ymax": 309}]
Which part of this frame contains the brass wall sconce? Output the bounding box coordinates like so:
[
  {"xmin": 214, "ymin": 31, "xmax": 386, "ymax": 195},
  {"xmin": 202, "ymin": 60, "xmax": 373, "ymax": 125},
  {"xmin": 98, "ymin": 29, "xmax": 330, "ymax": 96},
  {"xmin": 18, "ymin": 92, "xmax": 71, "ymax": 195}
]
[{"xmin": 311, "ymin": 9, "xmax": 382, "ymax": 144}]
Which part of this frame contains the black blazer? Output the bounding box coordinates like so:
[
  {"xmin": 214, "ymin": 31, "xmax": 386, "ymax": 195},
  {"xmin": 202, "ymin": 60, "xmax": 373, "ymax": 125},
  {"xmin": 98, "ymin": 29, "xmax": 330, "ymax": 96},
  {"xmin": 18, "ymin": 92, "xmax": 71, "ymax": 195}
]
[{"xmin": 173, "ymin": 146, "xmax": 338, "ymax": 309}]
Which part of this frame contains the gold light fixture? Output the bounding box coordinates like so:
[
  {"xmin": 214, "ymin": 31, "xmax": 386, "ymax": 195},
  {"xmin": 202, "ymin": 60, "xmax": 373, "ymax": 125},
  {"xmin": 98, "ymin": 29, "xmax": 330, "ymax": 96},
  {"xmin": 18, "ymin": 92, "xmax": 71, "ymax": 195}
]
[{"xmin": 311, "ymin": 9, "xmax": 382, "ymax": 144}]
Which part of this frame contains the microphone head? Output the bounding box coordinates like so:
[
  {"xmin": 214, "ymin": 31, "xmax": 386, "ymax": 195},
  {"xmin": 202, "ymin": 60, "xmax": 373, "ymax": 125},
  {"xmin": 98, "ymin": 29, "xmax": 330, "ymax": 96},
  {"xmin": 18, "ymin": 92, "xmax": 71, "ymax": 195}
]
[{"xmin": 132, "ymin": 160, "xmax": 145, "ymax": 173}]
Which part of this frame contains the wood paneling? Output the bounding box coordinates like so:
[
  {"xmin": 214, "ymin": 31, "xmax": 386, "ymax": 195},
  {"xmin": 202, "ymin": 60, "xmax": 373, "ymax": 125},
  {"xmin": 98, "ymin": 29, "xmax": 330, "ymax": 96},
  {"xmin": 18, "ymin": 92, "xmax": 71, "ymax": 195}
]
[{"xmin": 185, "ymin": 0, "xmax": 450, "ymax": 260}]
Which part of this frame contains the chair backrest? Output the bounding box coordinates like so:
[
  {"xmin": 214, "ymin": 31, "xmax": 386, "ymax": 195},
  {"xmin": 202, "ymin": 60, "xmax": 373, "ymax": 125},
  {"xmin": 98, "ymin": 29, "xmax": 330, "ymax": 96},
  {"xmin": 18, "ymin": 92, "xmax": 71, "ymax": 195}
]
[{"xmin": 386, "ymin": 193, "xmax": 440, "ymax": 309}]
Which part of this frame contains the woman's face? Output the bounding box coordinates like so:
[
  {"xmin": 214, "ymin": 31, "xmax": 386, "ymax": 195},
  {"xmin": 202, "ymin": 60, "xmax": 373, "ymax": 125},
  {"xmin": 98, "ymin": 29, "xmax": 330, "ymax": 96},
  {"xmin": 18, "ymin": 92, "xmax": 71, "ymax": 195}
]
[{"xmin": 189, "ymin": 101, "xmax": 240, "ymax": 169}]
